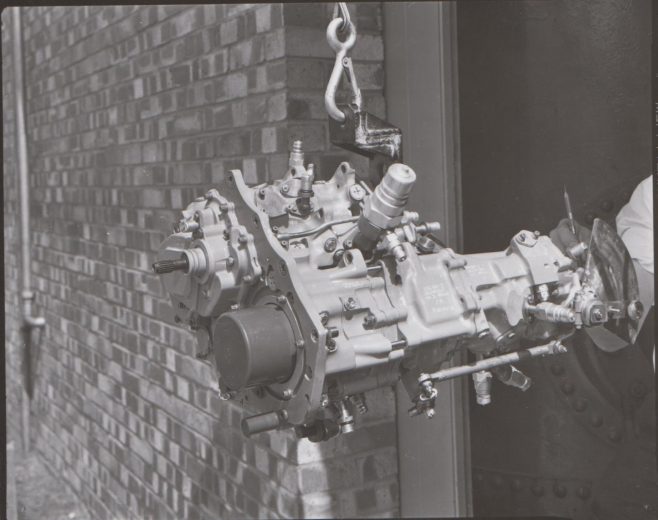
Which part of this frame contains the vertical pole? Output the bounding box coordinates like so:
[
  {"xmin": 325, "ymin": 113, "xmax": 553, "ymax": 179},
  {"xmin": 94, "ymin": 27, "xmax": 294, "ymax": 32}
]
[
  {"xmin": 11, "ymin": 6, "xmax": 32, "ymax": 453},
  {"xmin": 383, "ymin": 2, "xmax": 472, "ymax": 516}
]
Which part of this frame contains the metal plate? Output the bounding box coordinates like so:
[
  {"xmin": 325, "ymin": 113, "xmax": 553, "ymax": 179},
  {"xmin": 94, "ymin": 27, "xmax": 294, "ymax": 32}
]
[{"xmin": 584, "ymin": 218, "xmax": 641, "ymax": 346}]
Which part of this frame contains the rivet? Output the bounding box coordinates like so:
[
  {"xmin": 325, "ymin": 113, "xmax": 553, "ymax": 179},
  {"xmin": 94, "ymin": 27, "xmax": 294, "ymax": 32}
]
[
  {"xmin": 560, "ymin": 381, "xmax": 575, "ymax": 395},
  {"xmin": 475, "ymin": 473, "xmax": 484, "ymax": 483},
  {"xmin": 607, "ymin": 427, "xmax": 621, "ymax": 442},
  {"xmin": 553, "ymin": 483, "xmax": 567, "ymax": 498},
  {"xmin": 492, "ymin": 475, "xmax": 504, "ymax": 487},
  {"xmin": 590, "ymin": 413, "xmax": 603, "ymax": 427},
  {"xmin": 573, "ymin": 398, "xmax": 587, "ymax": 412},
  {"xmin": 550, "ymin": 364, "xmax": 565, "ymax": 376},
  {"xmin": 577, "ymin": 487, "xmax": 591, "ymax": 500},
  {"xmin": 511, "ymin": 479, "xmax": 523, "ymax": 492},
  {"xmin": 531, "ymin": 482, "xmax": 545, "ymax": 497}
]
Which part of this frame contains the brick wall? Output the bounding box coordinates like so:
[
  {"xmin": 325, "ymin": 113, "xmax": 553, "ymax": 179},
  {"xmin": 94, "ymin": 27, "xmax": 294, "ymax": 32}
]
[{"xmin": 3, "ymin": 4, "xmax": 398, "ymax": 519}]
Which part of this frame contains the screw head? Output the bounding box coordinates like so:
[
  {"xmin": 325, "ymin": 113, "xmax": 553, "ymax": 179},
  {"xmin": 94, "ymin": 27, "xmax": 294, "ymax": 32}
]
[
  {"xmin": 348, "ymin": 184, "xmax": 366, "ymax": 202},
  {"xmin": 590, "ymin": 413, "xmax": 603, "ymax": 427},
  {"xmin": 324, "ymin": 237, "xmax": 338, "ymax": 252},
  {"xmin": 281, "ymin": 184, "xmax": 289, "ymax": 193},
  {"xmin": 344, "ymin": 297, "xmax": 358, "ymax": 311}
]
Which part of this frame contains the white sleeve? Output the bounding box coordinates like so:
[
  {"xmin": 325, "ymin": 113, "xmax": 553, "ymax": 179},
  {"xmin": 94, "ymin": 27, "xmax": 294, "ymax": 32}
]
[{"xmin": 616, "ymin": 176, "xmax": 654, "ymax": 276}]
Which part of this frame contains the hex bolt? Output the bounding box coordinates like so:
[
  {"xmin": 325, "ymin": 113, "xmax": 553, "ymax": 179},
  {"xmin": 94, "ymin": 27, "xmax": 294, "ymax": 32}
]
[
  {"xmin": 295, "ymin": 339, "xmax": 305, "ymax": 349},
  {"xmin": 238, "ymin": 234, "xmax": 248, "ymax": 244},
  {"xmin": 344, "ymin": 297, "xmax": 358, "ymax": 311},
  {"xmin": 281, "ymin": 184, "xmax": 290, "ymax": 194},
  {"xmin": 518, "ymin": 233, "xmax": 526, "ymax": 243},
  {"xmin": 319, "ymin": 311, "xmax": 329, "ymax": 326},
  {"xmin": 324, "ymin": 237, "xmax": 338, "ymax": 252},
  {"xmin": 363, "ymin": 314, "xmax": 376, "ymax": 328},
  {"xmin": 219, "ymin": 202, "xmax": 229, "ymax": 212},
  {"xmin": 226, "ymin": 257, "xmax": 235, "ymax": 268},
  {"xmin": 277, "ymin": 295, "xmax": 287, "ymax": 305},
  {"xmin": 343, "ymin": 239, "xmax": 353, "ymax": 249},
  {"xmin": 283, "ymin": 389, "xmax": 293, "ymax": 400},
  {"xmin": 243, "ymin": 274, "xmax": 253, "ymax": 283}
]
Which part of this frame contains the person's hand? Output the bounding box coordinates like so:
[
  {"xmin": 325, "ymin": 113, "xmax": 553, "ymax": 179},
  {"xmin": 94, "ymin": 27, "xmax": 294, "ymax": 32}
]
[{"xmin": 549, "ymin": 218, "xmax": 591, "ymax": 255}]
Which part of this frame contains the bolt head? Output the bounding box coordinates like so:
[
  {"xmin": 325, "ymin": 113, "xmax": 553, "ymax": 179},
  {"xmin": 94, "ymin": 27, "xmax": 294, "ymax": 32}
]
[
  {"xmin": 283, "ymin": 389, "xmax": 293, "ymax": 399},
  {"xmin": 348, "ymin": 184, "xmax": 366, "ymax": 202},
  {"xmin": 324, "ymin": 237, "xmax": 338, "ymax": 252},
  {"xmin": 344, "ymin": 297, "xmax": 357, "ymax": 311},
  {"xmin": 277, "ymin": 295, "xmax": 287, "ymax": 305},
  {"xmin": 425, "ymin": 408, "xmax": 435, "ymax": 418}
]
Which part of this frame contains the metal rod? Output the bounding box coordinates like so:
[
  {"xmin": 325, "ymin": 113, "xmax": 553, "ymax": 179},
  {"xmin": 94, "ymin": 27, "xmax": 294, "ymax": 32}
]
[
  {"xmin": 426, "ymin": 341, "xmax": 566, "ymax": 383},
  {"xmin": 276, "ymin": 216, "xmax": 359, "ymax": 241}
]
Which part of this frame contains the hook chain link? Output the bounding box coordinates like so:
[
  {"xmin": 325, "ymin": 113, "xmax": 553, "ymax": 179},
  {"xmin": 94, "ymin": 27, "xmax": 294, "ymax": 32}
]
[{"xmin": 325, "ymin": 3, "xmax": 362, "ymax": 123}]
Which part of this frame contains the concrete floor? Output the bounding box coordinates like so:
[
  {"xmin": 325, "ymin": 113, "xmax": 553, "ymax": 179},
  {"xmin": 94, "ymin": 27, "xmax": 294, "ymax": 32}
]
[{"xmin": 14, "ymin": 451, "xmax": 90, "ymax": 520}]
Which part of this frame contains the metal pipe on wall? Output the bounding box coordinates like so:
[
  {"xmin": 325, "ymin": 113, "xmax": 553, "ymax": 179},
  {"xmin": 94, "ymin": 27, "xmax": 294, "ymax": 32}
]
[{"xmin": 11, "ymin": 6, "xmax": 45, "ymax": 453}]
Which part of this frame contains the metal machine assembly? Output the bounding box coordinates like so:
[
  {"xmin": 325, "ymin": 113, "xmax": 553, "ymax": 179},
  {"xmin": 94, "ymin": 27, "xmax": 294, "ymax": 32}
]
[
  {"xmin": 153, "ymin": 138, "xmax": 641, "ymax": 441},
  {"xmin": 152, "ymin": 4, "xmax": 642, "ymax": 442}
]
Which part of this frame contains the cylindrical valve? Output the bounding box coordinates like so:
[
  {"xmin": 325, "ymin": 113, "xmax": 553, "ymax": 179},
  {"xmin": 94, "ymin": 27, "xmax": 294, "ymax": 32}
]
[{"xmin": 355, "ymin": 163, "xmax": 417, "ymax": 250}]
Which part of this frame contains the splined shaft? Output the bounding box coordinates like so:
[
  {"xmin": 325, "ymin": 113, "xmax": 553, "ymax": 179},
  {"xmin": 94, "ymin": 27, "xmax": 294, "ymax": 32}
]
[{"xmin": 152, "ymin": 257, "xmax": 189, "ymax": 275}]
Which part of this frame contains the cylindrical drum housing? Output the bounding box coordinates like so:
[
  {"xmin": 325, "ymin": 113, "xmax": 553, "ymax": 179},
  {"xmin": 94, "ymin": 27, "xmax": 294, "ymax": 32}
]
[{"xmin": 213, "ymin": 305, "xmax": 296, "ymax": 390}]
